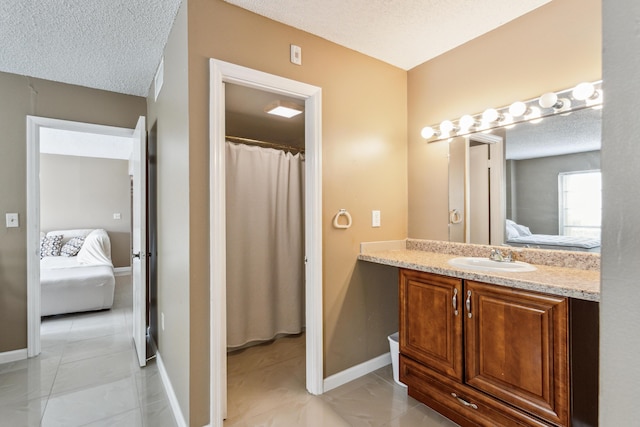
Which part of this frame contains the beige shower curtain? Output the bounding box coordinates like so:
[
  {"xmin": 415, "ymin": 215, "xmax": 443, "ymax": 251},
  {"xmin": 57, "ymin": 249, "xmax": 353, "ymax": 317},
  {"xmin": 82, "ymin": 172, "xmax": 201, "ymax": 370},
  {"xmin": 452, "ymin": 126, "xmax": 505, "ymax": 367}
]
[{"xmin": 225, "ymin": 141, "xmax": 305, "ymax": 349}]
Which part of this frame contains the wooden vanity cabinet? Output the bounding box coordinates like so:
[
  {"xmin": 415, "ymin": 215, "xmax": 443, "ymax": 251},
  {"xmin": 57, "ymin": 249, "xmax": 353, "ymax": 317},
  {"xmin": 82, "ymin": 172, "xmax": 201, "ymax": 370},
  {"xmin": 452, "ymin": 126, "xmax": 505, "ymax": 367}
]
[
  {"xmin": 465, "ymin": 280, "xmax": 569, "ymax": 426},
  {"xmin": 399, "ymin": 271, "xmax": 463, "ymax": 381},
  {"xmin": 399, "ymin": 269, "xmax": 573, "ymax": 427}
]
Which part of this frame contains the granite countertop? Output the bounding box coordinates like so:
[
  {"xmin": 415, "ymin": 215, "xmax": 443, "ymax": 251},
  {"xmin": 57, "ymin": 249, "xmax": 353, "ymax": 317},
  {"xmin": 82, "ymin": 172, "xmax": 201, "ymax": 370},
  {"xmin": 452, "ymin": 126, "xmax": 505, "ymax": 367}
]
[{"xmin": 358, "ymin": 240, "xmax": 600, "ymax": 302}]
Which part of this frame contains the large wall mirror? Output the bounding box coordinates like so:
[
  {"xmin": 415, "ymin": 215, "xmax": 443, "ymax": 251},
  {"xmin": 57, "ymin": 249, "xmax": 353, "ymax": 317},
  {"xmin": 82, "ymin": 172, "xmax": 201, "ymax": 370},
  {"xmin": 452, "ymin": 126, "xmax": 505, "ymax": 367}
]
[{"xmin": 442, "ymin": 85, "xmax": 602, "ymax": 253}]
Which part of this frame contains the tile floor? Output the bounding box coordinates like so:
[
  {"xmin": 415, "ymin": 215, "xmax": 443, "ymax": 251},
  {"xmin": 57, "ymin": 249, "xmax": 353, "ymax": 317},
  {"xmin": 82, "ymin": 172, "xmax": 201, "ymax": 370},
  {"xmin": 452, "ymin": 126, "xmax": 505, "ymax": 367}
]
[
  {"xmin": 1, "ymin": 273, "xmax": 459, "ymax": 427},
  {"xmin": 225, "ymin": 334, "xmax": 459, "ymax": 427},
  {"xmin": 0, "ymin": 275, "xmax": 177, "ymax": 427}
]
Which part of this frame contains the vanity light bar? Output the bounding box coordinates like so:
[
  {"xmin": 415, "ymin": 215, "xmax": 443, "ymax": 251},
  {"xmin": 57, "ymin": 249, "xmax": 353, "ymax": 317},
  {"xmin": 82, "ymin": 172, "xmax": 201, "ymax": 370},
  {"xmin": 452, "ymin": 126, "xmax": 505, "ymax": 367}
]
[{"xmin": 420, "ymin": 81, "xmax": 603, "ymax": 143}]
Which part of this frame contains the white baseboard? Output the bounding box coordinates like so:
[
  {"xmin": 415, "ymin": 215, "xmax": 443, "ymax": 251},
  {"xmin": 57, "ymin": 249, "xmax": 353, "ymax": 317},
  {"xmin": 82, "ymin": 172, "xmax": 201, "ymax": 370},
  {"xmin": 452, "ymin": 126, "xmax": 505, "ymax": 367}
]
[
  {"xmin": 114, "ymin": 267, "xmax": 132, "ymax": 276},
  {"xmin": 156, "ymin": 352, "xmax": 188, "ymax": 427},
  {"xmin": 0, "ymin": 348, "xmax": 28, "ymax": 365},
  {"xmin": 323, "ymin": 352, "xmax": 391, "ymax": 392}
]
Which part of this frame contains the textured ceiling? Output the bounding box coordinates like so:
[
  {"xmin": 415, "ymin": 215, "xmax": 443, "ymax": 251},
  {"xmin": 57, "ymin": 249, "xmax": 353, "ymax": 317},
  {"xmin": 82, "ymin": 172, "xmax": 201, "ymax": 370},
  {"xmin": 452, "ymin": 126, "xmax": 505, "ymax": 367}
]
[
  {"xmin": 506, "ymin": 107, "xmax": 602, "ymax": 160},
  {"xmin": 0, "ymin": 0, "xmax": 549, "ymax": 97},
  {"xmin": 224, "ymin": 0, "xmax": 551, "ymax": 70},
  {"xmin": 0, "ymin": 0, "xmax": 181, "ymax": 97}
]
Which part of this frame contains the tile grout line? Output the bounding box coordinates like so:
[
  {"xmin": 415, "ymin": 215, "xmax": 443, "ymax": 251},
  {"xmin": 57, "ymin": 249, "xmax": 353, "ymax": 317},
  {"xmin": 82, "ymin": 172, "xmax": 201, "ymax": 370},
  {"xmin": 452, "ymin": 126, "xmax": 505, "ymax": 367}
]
[{"xmin": 36, "ymin": 275, "xmax": 158, "ymax": 426}]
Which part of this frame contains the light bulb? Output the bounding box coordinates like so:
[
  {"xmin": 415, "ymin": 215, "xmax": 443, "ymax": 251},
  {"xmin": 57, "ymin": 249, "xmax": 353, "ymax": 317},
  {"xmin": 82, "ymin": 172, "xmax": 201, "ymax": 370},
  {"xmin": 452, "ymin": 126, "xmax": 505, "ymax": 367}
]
[
  {"xmin": 501, "ymin": 113, "xmax": 514, "ymax": 128},
  {"xmin": 509, "ymin": 101, "xmax": 528, "ymax": 118},
  {"xmin": 557, "ymin": 98, "xmax": 572, "ymax": 112},
  {"xmin": 572, "ymin": 82, "xmax": 596, "ymax": 101},
  {"xmin": 539, "ymin": 92, "xmax": 573, "ymax": 112},
  {"xmin": 459, "ymin": 114, "xmax": 476, "ymax": 131},
  {"xmin": 538, "ymin": 92, "xmax": 559, "ymax": 109},
  {"xmin": 421, "ymin": 126, "xmax": 437, "ymax": 139},
  {"xmin": 482, "ymin": 108, "xmax": 500, "ymax": 124},
  {"xmin": 526, "ymin": 106, "xmax": 542, "ymax": 123},
  {"xmin": 440, "ymin": 120, "xmax": 455, "ymax": 135}
]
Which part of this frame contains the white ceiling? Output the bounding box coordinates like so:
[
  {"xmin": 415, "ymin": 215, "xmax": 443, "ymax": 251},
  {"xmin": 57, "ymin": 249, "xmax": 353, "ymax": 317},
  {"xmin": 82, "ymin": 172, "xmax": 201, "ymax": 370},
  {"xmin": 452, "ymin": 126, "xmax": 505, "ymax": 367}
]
[
  {"xmin": 0, "ymin": 0, "xmax": 549, "ymax": 97},
  {"xmin": 40, "ymin": 127, "xmax": 134, "ymax": 160}
]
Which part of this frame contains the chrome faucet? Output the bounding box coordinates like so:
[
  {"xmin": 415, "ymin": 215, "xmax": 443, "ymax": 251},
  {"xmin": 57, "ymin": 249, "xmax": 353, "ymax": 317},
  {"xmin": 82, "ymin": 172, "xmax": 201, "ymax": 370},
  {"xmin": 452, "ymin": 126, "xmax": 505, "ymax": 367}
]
[{"xmin": 489, "ymin": 249, "xmax": 513, "ymax": 262}]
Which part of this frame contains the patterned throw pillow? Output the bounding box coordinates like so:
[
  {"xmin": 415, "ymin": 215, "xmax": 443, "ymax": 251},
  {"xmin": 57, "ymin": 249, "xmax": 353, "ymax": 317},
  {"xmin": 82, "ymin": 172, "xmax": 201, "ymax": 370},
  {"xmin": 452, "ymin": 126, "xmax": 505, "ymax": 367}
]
[
  {"xmin": 61, "ymin": 236, "xmax": 86, "ymax": 257},
  {"xmin": 41, "ymin": 235, "xmax": 63, "ymax": 258}
]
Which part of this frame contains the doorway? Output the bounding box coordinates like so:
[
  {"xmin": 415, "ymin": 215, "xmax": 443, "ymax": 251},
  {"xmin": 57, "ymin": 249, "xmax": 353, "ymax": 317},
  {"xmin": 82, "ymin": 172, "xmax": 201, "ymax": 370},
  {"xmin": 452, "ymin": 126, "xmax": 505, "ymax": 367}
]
[
  {"xmin": 209, "ymin": 60, "xmax": 323, "ymax": 427},
  {"xmin": 224, "ymin": 83, "xmax": 306, "ymax": 423},
  {"xmin": 26, "ymin": 116, "xmax": 146, "ymax": 358},
  {"xmin": 448, "ymin": 133, "xmax": 505, "ymax": 245}
]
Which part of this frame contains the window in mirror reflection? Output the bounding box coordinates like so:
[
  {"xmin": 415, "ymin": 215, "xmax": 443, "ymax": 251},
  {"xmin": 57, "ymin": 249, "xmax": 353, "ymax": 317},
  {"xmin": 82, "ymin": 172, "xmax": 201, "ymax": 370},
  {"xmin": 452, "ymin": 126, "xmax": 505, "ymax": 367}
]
[{"xmin": 559, "ymin": 170, "xmax": 602, "ymax": 239}]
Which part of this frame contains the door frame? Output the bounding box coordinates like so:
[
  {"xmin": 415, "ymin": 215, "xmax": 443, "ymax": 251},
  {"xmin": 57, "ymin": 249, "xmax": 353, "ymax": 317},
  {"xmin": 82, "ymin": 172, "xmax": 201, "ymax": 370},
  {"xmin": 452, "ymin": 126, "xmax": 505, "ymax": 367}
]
[
  {"xmin": 465, "ymin": 133, "xmax": 505, "ymax": 245},
  {"xmin": 209, "ymin": 59, "xmax": 323, "ymax": 426},
  {"xmin": 131, "ymin": 116, "xmax": 148, "ymax": 367},
  {"xmin": 26, "ymin": 116, "xmax": 141, "ymax": 357}
]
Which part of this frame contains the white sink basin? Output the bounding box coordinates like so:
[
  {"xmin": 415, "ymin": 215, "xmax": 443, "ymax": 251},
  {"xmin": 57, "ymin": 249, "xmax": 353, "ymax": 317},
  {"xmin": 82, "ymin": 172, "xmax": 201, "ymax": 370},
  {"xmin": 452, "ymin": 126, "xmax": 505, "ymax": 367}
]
[{"xmin": 448, "ymin": 257, "xmax": 537, "ymax": 273}]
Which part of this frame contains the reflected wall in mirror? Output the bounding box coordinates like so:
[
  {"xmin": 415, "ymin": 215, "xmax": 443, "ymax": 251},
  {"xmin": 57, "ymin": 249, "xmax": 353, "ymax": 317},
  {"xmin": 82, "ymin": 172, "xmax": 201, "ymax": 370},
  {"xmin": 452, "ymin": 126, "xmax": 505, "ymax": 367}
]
[{"xmin": 448, "ymin": 106, "xmax": 602, "ymax": 253}]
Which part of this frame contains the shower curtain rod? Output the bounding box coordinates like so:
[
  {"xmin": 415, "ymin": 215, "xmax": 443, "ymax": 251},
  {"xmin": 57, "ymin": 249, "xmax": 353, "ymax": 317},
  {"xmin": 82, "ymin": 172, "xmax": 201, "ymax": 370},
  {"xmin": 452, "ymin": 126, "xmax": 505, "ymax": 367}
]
[{"xmin": 226, "ymin": 135, "xmax": 305, "ymax": 154}]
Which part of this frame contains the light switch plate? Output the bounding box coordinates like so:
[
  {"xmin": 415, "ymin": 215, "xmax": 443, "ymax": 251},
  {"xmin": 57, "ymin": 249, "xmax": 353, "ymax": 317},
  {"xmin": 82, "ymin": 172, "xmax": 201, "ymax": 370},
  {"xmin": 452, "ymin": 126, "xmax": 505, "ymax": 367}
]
[
  {"xmin": 6, "ymin": 213, "xmax": 19, "ymax": 228},
  {"xmin": 290, "ymin": 44, "xmax": 302, "ymax": 65},
  {"xmin": 372, "ymin": 210, "xmax": 381, "ymax": 227}
]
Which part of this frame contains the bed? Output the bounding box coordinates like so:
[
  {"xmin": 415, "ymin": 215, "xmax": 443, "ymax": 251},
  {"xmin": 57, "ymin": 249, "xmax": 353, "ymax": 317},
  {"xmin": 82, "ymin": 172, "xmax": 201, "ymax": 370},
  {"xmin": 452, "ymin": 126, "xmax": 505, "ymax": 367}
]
[
  {"xmin": 505, "ymin": 220, "xmax": 601, "ymax": 252},
  {"xmin": 40, "ymin": 229, "xmax": 116, "ymax": 316}
]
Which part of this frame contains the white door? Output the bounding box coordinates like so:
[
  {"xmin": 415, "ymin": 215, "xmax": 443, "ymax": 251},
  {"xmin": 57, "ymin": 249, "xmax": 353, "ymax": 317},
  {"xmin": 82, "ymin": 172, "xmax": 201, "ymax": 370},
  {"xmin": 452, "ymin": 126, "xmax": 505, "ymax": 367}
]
[
  {"xmin": 131, "ymin": 116, "xmax": 147, "ymax": 367},
  {"xmin": 469, "ymin": 144, "xmax": 490, "ymax": 245}
]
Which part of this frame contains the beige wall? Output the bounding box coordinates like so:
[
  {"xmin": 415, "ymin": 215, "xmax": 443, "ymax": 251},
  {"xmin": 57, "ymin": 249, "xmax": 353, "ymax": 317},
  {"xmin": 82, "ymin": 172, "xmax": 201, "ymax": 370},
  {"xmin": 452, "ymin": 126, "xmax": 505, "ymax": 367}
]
[
  {"xmin": 40, "ymin": 154, "xmax": 131, "ymax": 267},
  {"xmin": 146, "ymin": 1, "xmax": 191, "ymax": 422},
  {"xmin": 407, "ymin": 0, "xmax": 602, "ymax": 239},
  {"xmin": 185, "ymin": 0, "xmax": 407, "ymax": 424},
  {"xmin": 0, "ymin": 71, "xmax": 145, "ymax": 353}
]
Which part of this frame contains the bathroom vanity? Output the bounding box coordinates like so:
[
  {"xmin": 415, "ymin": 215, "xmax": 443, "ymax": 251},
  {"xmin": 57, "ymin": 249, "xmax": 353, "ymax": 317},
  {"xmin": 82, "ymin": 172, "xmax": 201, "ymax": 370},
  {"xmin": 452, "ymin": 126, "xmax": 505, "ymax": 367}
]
[{"xmin": 359, "ymin": 239, "xmax": 599, "ymax": 427}]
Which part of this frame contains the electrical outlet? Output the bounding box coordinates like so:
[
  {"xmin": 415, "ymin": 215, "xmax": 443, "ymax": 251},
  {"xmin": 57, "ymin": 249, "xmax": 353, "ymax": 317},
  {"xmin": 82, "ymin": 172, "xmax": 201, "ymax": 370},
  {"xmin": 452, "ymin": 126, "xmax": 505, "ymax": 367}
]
[{"xmin": 161, "ymin": 312, "xmax": 165, "ymax": 331}]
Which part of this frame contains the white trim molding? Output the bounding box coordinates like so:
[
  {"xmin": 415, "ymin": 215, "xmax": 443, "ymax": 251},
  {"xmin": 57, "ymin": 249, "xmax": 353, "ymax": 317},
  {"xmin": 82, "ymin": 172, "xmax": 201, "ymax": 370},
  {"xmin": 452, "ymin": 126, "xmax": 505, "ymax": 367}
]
[
  {"xmin": 156, "ymin": 352, "xmax": 188, "ymax": 427},
  {"xmin": 209, "ymin": 59, "xmax": 323, "ymax": 427},
  {"xmin": 26, "ymin": 115, "xmax": 139, "ymax": 359},
  {"xmin": 323, "ymin": 353, "xmax": 392, "ymax": 392},
  {"xmin": 0, "ymin": 348, "xmax": 28, "ymax": 365},
  {"xmin": 26, "ymin": 116, "xmax": 41, "ymax": 358}
]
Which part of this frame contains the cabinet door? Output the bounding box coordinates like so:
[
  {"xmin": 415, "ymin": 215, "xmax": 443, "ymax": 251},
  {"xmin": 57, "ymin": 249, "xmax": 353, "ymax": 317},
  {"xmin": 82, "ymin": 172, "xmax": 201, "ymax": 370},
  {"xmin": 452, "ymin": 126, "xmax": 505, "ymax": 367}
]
[
  {"xmin": 465, "ymin": 281, "xmax": 569, "ymax": 427},
  {"xmin": 400, "ymin": 269, "xmax": 463, "ymax": 381}
]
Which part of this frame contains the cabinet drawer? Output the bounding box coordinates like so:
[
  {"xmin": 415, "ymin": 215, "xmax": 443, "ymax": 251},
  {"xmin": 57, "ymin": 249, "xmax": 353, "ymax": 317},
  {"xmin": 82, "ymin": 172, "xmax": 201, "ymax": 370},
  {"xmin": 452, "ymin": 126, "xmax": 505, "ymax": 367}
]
[{"xmin": 400, "ymin": 355, "xmax": 552, "ymax": 427}]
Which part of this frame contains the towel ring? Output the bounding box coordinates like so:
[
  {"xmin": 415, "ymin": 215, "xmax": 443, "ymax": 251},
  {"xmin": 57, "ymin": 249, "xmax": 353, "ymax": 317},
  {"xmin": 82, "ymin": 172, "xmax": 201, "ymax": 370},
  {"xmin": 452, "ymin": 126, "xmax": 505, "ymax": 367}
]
[
  {"xmin": 449, "ymin": 209, "xmax": 462, "ymax": 224},
  {"xmin": 333, "ymin": 209, "xmax": 353, "ymax": 229}
]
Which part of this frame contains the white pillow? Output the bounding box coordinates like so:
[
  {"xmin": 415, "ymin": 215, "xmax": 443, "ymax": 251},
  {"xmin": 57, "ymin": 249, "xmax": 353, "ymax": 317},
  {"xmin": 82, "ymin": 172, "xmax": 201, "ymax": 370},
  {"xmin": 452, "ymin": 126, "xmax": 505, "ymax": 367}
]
[
  {"xmin": 513, "ymin": 223, "xmax": 532, "ymax": 236},
  {"xmin": 506, "ymin": 223, "xmax": 520, "ymax": 240}
]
